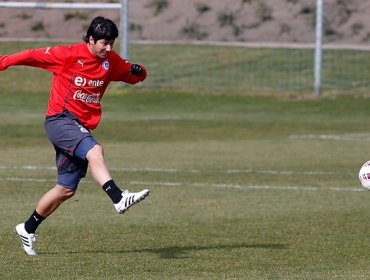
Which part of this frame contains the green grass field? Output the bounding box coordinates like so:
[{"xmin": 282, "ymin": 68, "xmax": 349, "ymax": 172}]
[
  {"xmin": 1, "ymin": 42, "xmax": 370, "ymax": 279},
  {"xmin": 1, "ymin": 41, "xmax": 370, "ymax": 94}
]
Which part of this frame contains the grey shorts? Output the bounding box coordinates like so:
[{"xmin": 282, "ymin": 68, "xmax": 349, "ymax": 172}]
[{"xmin": 44, "ymin": 110, "xmax": 99, "ymax": 189}]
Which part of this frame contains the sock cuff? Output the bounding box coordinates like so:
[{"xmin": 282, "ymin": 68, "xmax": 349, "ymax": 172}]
[
  {"xmin": 33, "ymin": 210, "xmax": 45, "ymax": 221},
  {"xmin": 24, "ymin": 209, "xmax": 45, "ymax": 234},
  {"xmin": 103, "ymin": 180, "xmax": 115, "ymax": 190},
  {"xmin": 102, "ymin": 180, "xmax": 122, "ymax": 203}
]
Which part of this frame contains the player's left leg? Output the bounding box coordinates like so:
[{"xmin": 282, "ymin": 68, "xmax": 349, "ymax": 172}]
[{"xmin": 81, "ymin": 140, "xmax": 150, "ymax": 213}]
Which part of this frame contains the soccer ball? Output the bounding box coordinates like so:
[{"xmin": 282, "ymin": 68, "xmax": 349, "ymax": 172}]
[{"xmin": 359, "ymin": 161, "xmax": 370, "ymax": 190}]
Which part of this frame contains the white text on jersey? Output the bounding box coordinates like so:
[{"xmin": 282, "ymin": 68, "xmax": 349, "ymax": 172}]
[{"xmin": 74, "ymin": 76, "xmax": 104, "ymax": 87}]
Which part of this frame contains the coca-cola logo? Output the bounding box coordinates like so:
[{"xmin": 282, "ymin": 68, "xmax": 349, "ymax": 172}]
[{"xmin": 73, "ymin": 90, "xmax": 101, "ymax": 104}]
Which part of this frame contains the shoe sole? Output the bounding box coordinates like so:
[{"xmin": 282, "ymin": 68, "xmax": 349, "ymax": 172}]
[{"xmin": 119, "ymin": 190, "xmax": 150, "ymax": 214}]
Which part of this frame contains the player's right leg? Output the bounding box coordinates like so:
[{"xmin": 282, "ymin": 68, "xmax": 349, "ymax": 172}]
[
  {"xmin": 15, "ymin": 223, "xmax": 37, "ymax": 256},
  {"xmin": 35, "ymin": 184, "xmax": 76, "ymax": 217},
  {"xmin": 16, "ymin": 111, "xmax": 91, "ymax": 255},
  {"xmin": 15, "ymin": 184, "xmax": 75, "ymax": 256}
]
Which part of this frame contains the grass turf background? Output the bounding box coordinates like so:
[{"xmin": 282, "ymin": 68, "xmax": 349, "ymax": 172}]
[{"xmin": 0, "ymin": 42, "xmax": 370, "ymax": 279}]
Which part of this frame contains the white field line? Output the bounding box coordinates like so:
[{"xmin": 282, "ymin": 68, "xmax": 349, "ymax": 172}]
[
  {"xmin": 0, "ymin": 165, "xmax": 360, "ymax": 192},
  {"xmin": 0, "ymin": 165, "xmax": 350, "ymax": 176},
  {"xmin": 0, "ymin": 177, "xmax": 363, "ymax": 193},
  {"xmin": 0, "ymin": 165, "xmax": 56, "ymax": 170},
  {"xmin": 290, "ymin": 133, "xmax": 370, "ymax": 141},
  {"xmin": 0, "ymin": 177, "xmax": 54, "ymax": 182},
  {"xmin": 128, "ymin": 181, "xmax": 363, "ymax": 193}
]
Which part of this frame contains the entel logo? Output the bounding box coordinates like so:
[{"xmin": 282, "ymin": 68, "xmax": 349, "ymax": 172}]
[{"xmin": 74, "ymin": 76, "xmax": 104, "ymax": 87}]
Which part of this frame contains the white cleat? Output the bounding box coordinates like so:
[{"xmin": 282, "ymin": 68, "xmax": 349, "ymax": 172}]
[
  {"xmin": 114, "ymin": 189, "xmax": 150, "ymax": 214},
  {"xmin": 15, "ymin": 223, "xmax": 37, "ymax": 256}
]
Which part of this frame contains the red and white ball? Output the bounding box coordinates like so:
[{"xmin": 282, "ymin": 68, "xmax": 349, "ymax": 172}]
[{"xmin": 359, "ymin": 161, "xmax": 370, "ymax": 190}]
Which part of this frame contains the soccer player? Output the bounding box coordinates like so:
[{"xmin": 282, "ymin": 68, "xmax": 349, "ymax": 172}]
[{"xmin": 0, "ymin": 16, "xmax": 150, "ymax": 256}]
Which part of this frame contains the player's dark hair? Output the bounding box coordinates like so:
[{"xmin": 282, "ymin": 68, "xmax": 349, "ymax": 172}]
[{"xmin": 83, "ymin": 16, "xmax": 118, "ymax": 43}]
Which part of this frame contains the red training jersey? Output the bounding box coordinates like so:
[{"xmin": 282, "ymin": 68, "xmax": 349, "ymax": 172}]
[{"xmin": 0, "ymin": 42, "xmax": 147, "ymax": 129}]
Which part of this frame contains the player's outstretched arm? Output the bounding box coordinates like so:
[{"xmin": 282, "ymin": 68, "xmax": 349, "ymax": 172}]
[
  {"xmin": 0, "ymin": 49, "xmax": 44, "ymax": 71},
  {"xmin": 0, "ymin": 46, "xmax": 67, "ymax": 73},
  {"xmin": 0, "ymin": 55, "xmax": 10, "ymax": 71}
]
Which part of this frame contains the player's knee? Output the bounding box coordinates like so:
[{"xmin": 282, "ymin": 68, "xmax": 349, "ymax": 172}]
[
  {"xmin": 65, "ymin": 188, "xmax": 75, "ymax": 199},
  {"xmin": 56, "ymin": 185, "xmax": 76, "ymax": 200},
  {"xmin": 86, "ymin": 144, "xmax": 104, "ymax": 162}
]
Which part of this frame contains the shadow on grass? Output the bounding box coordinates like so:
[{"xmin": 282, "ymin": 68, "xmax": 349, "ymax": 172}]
[
  {"xmin": 127, "ymin": 243, "xmax": 287, "ymax": 259},
  {"xmin": 47, "ymin": 242, "xmax": 287, "ymax": 258}
]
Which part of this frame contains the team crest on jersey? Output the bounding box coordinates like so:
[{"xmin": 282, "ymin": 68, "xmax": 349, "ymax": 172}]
[{"xmin": 102, "ymin": 60, "xmax": 110, "ymax": 70}]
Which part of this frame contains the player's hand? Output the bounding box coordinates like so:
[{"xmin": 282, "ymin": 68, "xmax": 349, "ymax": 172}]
[{"xmin": 130, "ymin": 64, "xmax": 143, "ymax": 75}]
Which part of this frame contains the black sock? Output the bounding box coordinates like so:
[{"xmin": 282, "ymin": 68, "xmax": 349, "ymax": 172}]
[
  {"xmin": 24, "ymin": 210, "xmax": 45, "ymax": 234},
  {"xmin": 102, "ymin": 180, "xmax": 122, "ymax": 204}
]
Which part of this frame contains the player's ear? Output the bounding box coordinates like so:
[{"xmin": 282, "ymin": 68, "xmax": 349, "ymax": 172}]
[{"xmin": 89, "ymin": 36, "xmax": 95, "ymax": 44}]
